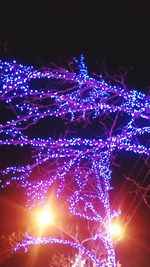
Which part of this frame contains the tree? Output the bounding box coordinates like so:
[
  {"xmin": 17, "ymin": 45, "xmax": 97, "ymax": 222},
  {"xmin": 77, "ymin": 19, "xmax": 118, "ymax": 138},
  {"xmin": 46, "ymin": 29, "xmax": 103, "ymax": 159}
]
[{"xmin": 0, "ymin": 55, "xmax": 149, "ymax": 266}]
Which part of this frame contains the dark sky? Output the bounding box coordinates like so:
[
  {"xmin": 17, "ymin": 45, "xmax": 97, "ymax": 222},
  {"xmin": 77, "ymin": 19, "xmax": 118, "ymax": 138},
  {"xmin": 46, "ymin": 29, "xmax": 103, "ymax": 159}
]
[
  {"xmin": 1, "ymin": 1, "xmax": 150, "ymax": 91},
  {"xmin": 0, "ymin": 1, "xmax": 150, "ymax": 267}
]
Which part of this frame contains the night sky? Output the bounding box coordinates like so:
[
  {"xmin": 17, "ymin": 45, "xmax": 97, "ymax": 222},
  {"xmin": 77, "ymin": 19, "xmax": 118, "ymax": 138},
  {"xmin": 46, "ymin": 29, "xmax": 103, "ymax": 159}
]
[{"xmin": 0, "ymin": 1, "xmax": 150, "ymax": 267}]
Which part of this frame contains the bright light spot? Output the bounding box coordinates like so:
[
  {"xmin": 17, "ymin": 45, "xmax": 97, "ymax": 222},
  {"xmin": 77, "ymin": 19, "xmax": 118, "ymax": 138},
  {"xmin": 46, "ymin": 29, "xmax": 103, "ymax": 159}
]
[
  {"xmin": 36, "ymin": 206, "xmax": 53, "ymax": 228},
  {"xmin": 109, "ymin": 221, "xmax": 124, "ymax": 240}
]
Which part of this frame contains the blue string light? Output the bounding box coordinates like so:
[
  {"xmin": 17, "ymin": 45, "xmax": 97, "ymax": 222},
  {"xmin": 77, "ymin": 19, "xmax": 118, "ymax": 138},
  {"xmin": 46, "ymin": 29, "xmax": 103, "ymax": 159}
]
[{"xmin": 0, "ymin": 56, "xmax": 149, "ymax": 266}]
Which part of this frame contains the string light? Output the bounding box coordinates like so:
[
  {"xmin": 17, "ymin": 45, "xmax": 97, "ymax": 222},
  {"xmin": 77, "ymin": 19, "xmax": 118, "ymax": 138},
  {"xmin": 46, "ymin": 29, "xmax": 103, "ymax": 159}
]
[
  {"xmin": 14, "ymin": 233, "xmax": 102, "ymax": 266},
  {"xmin": 0, "ymin": 55, "xmax": 149, "ymax": 266}
]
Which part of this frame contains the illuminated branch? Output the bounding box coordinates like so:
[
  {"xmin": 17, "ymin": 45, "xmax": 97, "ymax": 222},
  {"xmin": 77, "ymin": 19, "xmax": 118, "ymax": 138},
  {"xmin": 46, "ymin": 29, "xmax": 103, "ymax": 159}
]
[{"xmin": 0, "ymin": 55, "xmax": 149, "ymax": 266}]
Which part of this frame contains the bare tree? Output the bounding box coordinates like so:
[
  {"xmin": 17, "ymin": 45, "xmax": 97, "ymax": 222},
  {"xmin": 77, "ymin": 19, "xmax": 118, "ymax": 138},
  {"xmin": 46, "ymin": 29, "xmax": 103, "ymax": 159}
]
[{"xmin": 0, "ymin": 55, "xmax": 149, "ymax": 266}]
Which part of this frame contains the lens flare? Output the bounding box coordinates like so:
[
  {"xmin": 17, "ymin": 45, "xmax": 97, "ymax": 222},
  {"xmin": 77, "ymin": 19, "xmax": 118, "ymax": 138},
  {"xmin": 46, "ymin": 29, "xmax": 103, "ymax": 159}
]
[
  {"xmin": 109, "ymin": 221, "xmax": 124, "ymax": 240},
  {"xmin": 36, "ymin": 206, "xmax": 53, "ymax": 228}
]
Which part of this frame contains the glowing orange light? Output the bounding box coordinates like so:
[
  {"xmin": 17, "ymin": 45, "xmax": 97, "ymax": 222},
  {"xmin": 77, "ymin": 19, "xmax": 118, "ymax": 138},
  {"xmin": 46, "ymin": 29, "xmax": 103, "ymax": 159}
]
[
  {"xmin": 36, "ymin": 206, "xmax": 53, "ymax": 228},
  {"xmin": 109, "ymin": 221, "xmax": 124, "ymax": 240}
]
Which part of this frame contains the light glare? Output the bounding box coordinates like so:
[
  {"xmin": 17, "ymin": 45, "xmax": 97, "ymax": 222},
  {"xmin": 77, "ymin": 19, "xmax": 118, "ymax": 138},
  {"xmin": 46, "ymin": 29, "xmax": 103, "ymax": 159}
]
[
  {"xmin": 109, "ymin": 222, "xmax": 124, "ymax": 240},
  {"xmin": 36, "ymin": 207, "xmax": 53, "ymax": 228}
]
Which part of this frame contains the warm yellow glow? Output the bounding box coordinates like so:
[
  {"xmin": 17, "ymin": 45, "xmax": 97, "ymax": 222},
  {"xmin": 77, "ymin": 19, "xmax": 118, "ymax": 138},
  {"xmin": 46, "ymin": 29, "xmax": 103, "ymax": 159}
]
[
  {"xmin": 109, "ymin": 221, "xmax": 124, "ymax": 240},
  {"xmin": 36, "ymin": 206, "xmax": 53, "ymax": 228}
]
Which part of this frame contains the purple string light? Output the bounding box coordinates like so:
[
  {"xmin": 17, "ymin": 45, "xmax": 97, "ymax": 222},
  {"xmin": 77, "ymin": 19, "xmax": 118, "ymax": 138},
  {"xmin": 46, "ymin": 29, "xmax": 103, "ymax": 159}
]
[
  {"xmin": 0, "ymin": 55, "xmax": 149, "ymax": 266},
  {"xmin": 14, "ymin": 233, "xmax": 103, "ymax": 266}
]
